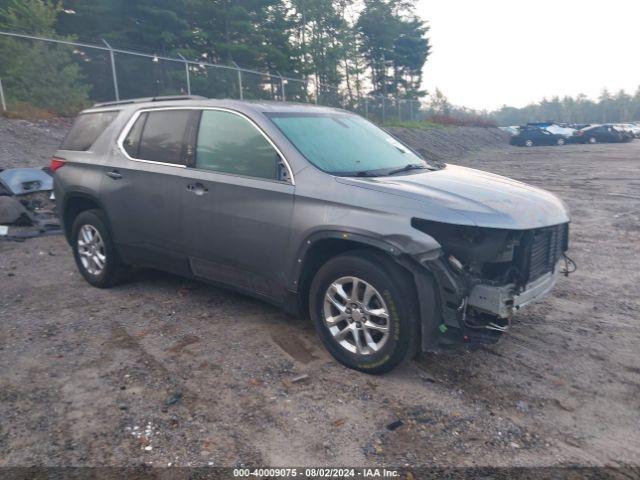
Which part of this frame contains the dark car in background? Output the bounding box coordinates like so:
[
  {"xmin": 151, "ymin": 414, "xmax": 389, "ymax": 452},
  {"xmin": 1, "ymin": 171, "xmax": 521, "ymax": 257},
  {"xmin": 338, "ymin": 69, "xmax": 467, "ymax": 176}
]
[
  {"xmin": 570, "ymin": 124, "xmax": 634, "ymax": 144},
  {"xmin": 509, "ymin": 127, "xmax": 567, "ymax": 147}
]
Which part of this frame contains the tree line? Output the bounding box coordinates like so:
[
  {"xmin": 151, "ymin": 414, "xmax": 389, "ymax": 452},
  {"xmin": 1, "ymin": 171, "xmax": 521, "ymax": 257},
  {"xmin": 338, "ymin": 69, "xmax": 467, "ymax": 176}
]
[
  {"xmin": 492, "ymin": 89, "xmax": 640, "ymax": 126},
  {"xmin": 0, "ymin": 0, "xmax": 430, "ymax": 115}
]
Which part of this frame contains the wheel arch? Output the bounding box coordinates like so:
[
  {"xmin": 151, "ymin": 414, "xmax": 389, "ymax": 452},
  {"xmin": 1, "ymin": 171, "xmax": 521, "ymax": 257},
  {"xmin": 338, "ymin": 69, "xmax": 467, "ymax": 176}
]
[
  {"xmin": 293, "ymin": 230, "xmax": 426, "ymax": 318},
  {"xmin": 62, "ymin": 192, "xmax": 111, "ymax": 244}
]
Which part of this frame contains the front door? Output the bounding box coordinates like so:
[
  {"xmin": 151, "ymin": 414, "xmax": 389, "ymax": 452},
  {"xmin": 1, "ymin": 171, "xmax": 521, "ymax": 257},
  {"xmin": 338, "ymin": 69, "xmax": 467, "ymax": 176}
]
[{"xmin": 182, "ymin": 109, "xmax": 295, "ymax": 300}]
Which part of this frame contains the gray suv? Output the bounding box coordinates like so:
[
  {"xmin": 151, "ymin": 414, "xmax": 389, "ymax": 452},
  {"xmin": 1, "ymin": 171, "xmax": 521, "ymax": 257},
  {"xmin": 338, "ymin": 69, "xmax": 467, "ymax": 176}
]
[{"xmin": 53, "ymin": 96, "xmax": 571, "ymax": 374}]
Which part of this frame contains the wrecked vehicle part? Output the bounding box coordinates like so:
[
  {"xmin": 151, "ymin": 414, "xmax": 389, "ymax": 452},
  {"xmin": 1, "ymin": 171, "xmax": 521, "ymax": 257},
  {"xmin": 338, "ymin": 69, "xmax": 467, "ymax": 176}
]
[
  {"xmin": 412, "ymin": 220, "xmax": 571, "ymax": 348},
  {"xmin": 0, "ymin": 224, "xmax": 62, "ymax": 242},
  {"xmin": 0, "ymin": 196, "xmax": 31, "ymax": 225},
  {"xmin": 0, "ymin": 186, "xmax": 60, "ymax": 241},
  {"xmin": 0, "ymin": 167, "xmax": 53, "ymax": 195}
]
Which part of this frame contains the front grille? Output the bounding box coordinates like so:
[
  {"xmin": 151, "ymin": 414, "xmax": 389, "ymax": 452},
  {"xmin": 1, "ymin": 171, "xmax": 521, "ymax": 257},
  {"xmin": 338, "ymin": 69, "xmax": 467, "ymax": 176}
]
[{"xmin": 518, "ymin": 223, "xmax": 568, "ymax": 283}]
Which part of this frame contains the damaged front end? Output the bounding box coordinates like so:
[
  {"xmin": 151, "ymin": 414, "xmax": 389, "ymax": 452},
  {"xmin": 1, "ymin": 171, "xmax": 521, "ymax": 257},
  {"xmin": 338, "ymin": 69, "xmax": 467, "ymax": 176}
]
[{"xmin": 412, "ymin": 219, "xmax": 575, "ymax": 349}]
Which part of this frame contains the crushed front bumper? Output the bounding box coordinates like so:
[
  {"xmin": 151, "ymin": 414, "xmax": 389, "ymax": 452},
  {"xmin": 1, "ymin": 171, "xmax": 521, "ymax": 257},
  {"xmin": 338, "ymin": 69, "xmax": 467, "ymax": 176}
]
[
  {"xmin": 467, "ymin": 262, "xmax": 562, "ymax": 319},
  {"xmin": 419, "ymin": 255, "xmax": 565, "ymax": 350}
]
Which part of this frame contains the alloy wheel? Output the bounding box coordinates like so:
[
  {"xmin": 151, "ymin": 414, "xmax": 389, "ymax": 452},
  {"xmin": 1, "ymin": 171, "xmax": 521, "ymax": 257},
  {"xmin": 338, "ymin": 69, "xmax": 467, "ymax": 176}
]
[
  {"xmin": 323, "ymin": 276, "xmax": 390, "ymax": 356},
  {"xmin": 77, "ymin": 224, "xmax": 106, "ymax": 275}
]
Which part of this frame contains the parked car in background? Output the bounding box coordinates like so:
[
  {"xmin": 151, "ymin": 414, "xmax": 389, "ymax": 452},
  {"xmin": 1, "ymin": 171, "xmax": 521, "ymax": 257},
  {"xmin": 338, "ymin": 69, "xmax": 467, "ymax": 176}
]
[
  {"xmin": 52, "ymin": 96, "xmax": 572, "ymax": 374},
  {"xmin": 510, "ymin": 127, "xmax": 567, "ymax": 146},
  {"xmin": 525, "ymin": 122, "xmax": 574, "ymax": 137},
  {"xmin": 570, "ymin": 123, "xmax": 591, "ymax": 130},
  {"xmin": 499, "ymin": 126, "xmax": 520, "ymax": 136},
  {"xmin": 570, "ymin": 124, "xmax": 634, "ymax": 144},
  {"xmin": 543, "ymin": 124, "xmax": 576, "ymax": 138},
  {"xmin": 615, "ymin": 123, "xmax": 640, "ymax": 138}
]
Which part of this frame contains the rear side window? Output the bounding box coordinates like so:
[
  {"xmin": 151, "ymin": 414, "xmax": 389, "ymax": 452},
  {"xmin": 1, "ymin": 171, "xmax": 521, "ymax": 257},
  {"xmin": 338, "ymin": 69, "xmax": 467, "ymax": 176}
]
[
  {"xmin": 61, "ymin": 111, "xmax": 119, "ymax": 151},
  {"xmin": 123, "ymin": 110, "xmax": 196, "ymax": 165},
  {"xmin": 195, "ymin": 110, "xmax": 278, "ymax": 180}
]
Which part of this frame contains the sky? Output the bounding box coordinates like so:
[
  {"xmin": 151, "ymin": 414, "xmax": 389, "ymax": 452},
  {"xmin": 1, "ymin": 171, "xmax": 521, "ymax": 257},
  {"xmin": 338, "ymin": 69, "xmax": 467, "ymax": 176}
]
[{"xmin": 415, "ymin": 0, "xmax": 640, "ymax": 111}]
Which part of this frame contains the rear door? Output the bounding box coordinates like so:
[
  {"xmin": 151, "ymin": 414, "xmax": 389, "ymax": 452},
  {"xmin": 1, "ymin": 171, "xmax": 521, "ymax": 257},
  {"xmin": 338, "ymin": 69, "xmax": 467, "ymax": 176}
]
[
  {"xmin": 100, "ymin": 108, "xmax": 198, "ymax": 274},
  {"xmin": 181, "ymin": 108, "xmax": 295, "ymax": 300}
]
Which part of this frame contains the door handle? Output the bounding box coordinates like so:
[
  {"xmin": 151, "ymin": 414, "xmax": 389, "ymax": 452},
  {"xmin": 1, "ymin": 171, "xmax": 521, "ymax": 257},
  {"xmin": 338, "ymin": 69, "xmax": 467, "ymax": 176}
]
[
  {"xmin": 106, "ymin": 170, "xmax": 122, "ymax": 180},
  {"xmin": 186, "ymin": 183, "xmax": 209, "ymax": 195}
]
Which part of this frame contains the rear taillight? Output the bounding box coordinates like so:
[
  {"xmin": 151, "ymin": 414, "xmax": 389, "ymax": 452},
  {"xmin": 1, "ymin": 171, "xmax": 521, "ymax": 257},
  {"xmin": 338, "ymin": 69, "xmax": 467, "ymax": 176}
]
[{"xmin": 50, "ymin": 157, "xmax": 66, "ymax": 172}]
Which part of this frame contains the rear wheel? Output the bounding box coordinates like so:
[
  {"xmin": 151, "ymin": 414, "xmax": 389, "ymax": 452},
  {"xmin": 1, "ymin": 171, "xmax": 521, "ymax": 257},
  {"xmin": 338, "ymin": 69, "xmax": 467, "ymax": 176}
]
[
  {"xmin": 524, "ymin": 139, "xmax": 534, "ymax": 147},
  {"xmin": 588, "ymin": 136, "xmax": 597, "ymax": 144},
  {"xmin": 309, "ymin": 251, "xmax": 419, "ymax": 374},
  {"xmin": 71, "ymin": 209, "xmax": 130, "ymax": 288},
  {"xmin": 556, "ymin": 137, "xmax": 566, "ymax": 146}
]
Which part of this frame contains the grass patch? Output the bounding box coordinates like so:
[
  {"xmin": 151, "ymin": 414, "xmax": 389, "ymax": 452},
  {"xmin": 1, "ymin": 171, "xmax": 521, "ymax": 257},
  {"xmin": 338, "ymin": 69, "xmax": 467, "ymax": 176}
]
[
  {"xmin": 383, "ymin": 120, "xmax": 446, "ymax": 129},
  {"xmin": 1, "ymin": 101, "xmax": 59, "ymax": 120}
]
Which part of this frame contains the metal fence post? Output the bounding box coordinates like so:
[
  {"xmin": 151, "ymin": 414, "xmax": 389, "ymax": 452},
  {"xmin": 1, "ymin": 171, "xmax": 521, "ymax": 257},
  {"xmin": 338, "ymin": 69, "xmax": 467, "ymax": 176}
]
[
  {"xmin": 230, "ymin": 61, "xmax": 243, "ymax": 100},
  {"xmin": 409, "ymin": 99, "xmax": 414, "ymax": 121},
  {"xmin": 178, "ymin": 54, "xmax": 191, "ymax": 95},
  {"xmin": 101, "ymin": 39, "xmax": 120, "ymax": 101},
  {"xmin": 276, "ymin": 71, "xmax": 286, "ymax": 102},
  {"xmin": 0, "ymin": 78, "xmax": 6, "ymax": 112},
  {"xmin": 397, "ymin": 97, "xmax": 401, "ymax": 121},
  {"xmin": 364, "ymin": 98, "xmax": 368, "ymax": 119},
  {"xmin": 381, "ymin": 97, "xmax": 386, "ymax": 124}
]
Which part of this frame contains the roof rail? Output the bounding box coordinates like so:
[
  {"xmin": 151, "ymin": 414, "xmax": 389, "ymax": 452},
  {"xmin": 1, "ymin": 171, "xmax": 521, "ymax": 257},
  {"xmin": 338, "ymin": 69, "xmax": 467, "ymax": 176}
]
[{"xmin": 92, "ymin": 95, "xmax": 206, "ymax": 108}]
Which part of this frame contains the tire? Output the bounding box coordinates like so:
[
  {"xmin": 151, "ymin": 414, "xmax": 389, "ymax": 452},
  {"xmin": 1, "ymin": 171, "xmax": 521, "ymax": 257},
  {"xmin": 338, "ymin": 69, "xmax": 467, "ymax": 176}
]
[
  {"xmin": 71, "ymin": 209, "xmax": 130, "ymax": 288},
  {"xmin": 588, "ymin": 136, "xmax": 597, "ymax": 144},
  {"xmin": 309, "ymin": 250, "xmax": 420, "ymax": 374},
  {"xmin": 556, "ymin": 138, "xmax": 565, "ymax": 146},
  {"xmin": 524, "ymin": 139, "xmax": 534, "ymax": 147}
]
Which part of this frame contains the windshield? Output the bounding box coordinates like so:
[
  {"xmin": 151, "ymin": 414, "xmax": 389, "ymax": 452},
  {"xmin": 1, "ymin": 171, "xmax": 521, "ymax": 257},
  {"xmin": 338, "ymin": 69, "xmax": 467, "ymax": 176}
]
[{"xmin": 268, "ymin": 112, "xmax": 438, "ymax": 176}]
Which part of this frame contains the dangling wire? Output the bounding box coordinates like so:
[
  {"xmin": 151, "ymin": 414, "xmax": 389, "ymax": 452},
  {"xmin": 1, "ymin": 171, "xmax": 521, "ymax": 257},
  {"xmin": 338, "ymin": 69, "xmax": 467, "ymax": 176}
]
[{"xmin": 561, "ymin": 254, "xmax": 577, "ymax": 276}]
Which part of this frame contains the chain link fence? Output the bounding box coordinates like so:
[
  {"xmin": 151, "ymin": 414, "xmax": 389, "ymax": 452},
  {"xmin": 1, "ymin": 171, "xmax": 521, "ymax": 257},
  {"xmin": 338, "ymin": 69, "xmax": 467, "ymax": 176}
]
[{"xmin": 0, "ymin": 30, "xmax": 422, "ymax": 124}]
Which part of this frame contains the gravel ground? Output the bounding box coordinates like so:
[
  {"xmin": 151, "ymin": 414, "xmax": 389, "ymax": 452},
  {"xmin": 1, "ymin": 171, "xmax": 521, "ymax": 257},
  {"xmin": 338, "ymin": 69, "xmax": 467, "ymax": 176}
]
[
  {"xmin": 388, "ymin": 125, "xmax": 510, "ymax": 163},
  {"xmin": 0, "ymin": 118, "xmax": 70, "ymax": 169},
  {"xmin": 0, "ymin": 119, "xmax": 639, "ymax": 471}
]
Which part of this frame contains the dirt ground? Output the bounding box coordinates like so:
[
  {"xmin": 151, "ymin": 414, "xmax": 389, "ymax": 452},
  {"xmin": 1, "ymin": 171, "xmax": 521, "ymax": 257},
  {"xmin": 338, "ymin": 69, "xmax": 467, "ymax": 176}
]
[{"xmin": 1, "ymin": 128, "xmax": 639, "ymax": 470}]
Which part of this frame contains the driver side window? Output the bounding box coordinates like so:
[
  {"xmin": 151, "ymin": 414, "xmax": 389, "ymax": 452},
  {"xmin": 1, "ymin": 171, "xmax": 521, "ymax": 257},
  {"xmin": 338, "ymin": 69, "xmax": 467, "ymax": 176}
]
[{"xmin": 195, "ymin": 110, "xmax": 279, "ymax": 180}]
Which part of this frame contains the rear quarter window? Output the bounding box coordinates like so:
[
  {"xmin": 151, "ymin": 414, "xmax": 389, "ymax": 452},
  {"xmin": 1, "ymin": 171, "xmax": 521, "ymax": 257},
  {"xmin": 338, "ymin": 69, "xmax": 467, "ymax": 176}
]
[{"xmin": 60, "ymin": 111, "xmax": 119, "ymax": 151}]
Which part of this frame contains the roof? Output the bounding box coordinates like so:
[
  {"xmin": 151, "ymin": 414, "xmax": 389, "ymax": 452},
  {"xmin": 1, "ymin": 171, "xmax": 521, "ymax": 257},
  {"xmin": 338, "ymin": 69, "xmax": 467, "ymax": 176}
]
[{"xmin": 86, "ymin": 96, "xmax": 344, "ymax": 115}]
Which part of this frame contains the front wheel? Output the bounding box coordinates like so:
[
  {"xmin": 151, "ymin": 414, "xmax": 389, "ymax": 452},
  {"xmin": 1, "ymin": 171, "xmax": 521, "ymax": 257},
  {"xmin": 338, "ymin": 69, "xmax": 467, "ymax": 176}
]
[
  {"xmin": 556, "ymin": 137, "xmax": 566, "ymax": 146},
  {"xmin": 524, "ymin": 139, "xmax": 534, "ymax": 147},
  {"xmin": 588, "ymin": 136, "xmax": 597, "ymax": 144},
  {"xmin": 309, "ymin": 251, "xmax": 420, "ymax": 374}
]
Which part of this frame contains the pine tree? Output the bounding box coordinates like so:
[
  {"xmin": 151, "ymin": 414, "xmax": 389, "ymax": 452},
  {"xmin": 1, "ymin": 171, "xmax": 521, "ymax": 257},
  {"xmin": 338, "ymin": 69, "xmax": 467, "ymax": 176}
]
[{"xmin": 0, "ymin": 0, "xmax": 89, "ymax": 115}]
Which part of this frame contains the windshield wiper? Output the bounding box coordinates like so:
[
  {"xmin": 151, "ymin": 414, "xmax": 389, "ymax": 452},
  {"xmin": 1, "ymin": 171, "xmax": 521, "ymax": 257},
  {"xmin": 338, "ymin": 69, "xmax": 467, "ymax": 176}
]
[
  {"xmin": 387, "ymin": 163, "xmax": 429, "ymax": 176},
  {"xmin": 353, "ymin": 170, "xmax": 379, "ymax": 177}
]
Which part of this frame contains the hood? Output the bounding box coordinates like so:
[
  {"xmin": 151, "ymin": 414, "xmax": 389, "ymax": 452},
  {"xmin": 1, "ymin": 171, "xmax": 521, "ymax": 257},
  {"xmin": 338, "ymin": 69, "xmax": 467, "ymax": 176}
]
[{"xmin": 336, "ymin": 164, "xmax": 569, "ymax": 230}]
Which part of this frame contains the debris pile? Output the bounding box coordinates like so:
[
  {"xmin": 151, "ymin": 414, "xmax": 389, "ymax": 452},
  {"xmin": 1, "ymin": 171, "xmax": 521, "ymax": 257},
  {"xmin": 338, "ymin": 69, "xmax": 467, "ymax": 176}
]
[{"xmin": 0, "ymin": 167, "xmax": 61, "ymax": 241}]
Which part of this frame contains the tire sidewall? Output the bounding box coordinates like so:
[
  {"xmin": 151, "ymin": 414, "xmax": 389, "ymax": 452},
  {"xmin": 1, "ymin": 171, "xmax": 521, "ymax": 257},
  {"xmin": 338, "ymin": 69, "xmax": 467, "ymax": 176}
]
[
  {"xmin": 71, "ymin": 210, "xmax": 119, "ymax": 288},
  {"xmin": 310, "ymin": 253, "xmax": 417, "ymax": 374}
]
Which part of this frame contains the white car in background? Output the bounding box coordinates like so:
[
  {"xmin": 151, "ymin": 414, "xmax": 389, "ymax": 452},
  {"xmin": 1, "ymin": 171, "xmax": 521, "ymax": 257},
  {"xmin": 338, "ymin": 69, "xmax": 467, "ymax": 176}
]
[
  {"xmin": 499, "ymin": 126, "xmax": 520, "ymax": 136},
  {"xmin": 544, "ymin": 124, "xmax": 576, "ymax": 138},
  {"xmin": 617, "ymin": 123, "xmax": 640, "ymax": 138}
]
